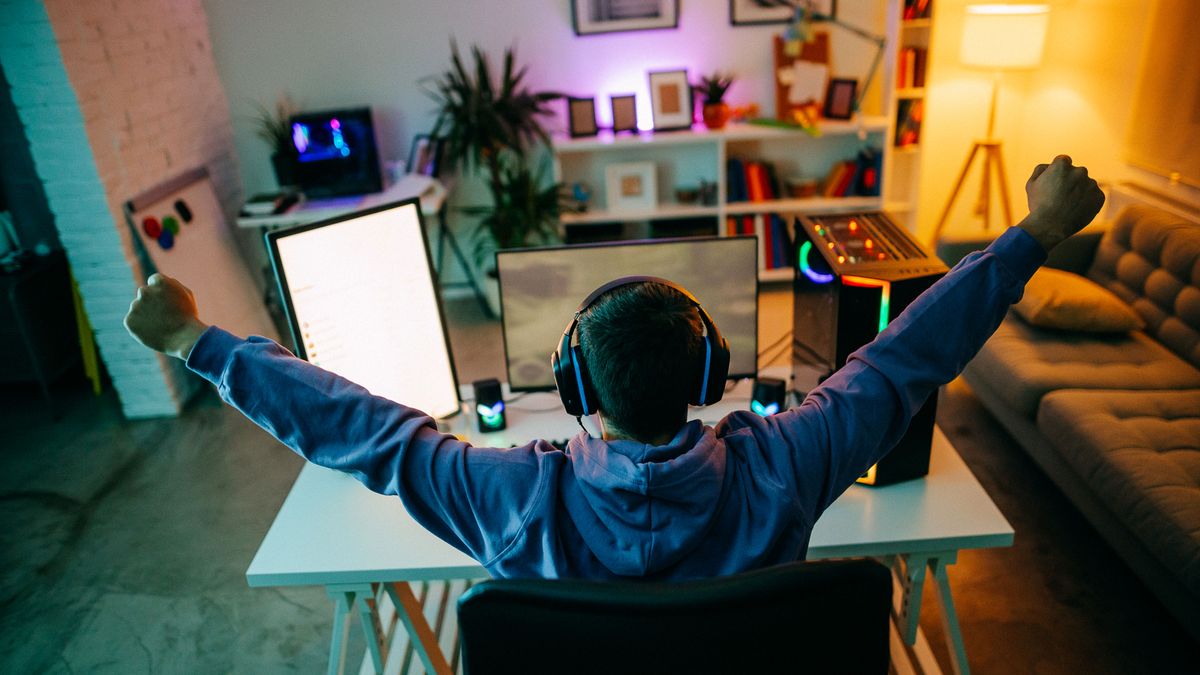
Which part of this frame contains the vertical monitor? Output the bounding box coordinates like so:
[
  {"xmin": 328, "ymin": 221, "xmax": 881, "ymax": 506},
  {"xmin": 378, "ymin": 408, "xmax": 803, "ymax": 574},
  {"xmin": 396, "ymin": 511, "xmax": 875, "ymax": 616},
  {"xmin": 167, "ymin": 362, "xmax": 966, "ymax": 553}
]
[
  {"xmin": 266, "ymin": 200, "xmax": 461, "ymax": 419},
  {"xmin": 497, "ymin": 236, "xmax": 758, "ymax": 391}
]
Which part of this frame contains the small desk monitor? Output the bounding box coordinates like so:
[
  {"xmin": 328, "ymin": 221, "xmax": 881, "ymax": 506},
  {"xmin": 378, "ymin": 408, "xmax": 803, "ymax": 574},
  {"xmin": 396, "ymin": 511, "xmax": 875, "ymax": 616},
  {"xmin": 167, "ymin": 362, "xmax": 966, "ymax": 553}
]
[
  {"xmin": 266, "ymin": 200, "xmax": 461, "ymax": 418},
  {"xmin": 288, "ymin": 107, "xmax": 383, "ymax": 198},
  {"xmin": 497, "ymin": 236, "xmax": 759, "ymax": 392}
]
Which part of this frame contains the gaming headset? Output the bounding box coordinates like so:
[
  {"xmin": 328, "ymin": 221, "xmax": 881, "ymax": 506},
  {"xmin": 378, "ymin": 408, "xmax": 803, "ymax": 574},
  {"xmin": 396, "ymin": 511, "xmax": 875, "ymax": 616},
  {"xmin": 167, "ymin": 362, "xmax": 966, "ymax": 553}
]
[{"xmin": 551, "ymin": 276, "xmax": 731, "ymax": 417}]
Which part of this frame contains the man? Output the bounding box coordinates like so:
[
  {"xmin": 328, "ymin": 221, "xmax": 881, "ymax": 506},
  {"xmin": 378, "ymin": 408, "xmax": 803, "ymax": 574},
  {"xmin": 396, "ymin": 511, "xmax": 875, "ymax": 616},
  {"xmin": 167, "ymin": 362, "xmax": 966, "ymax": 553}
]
[{"xmin": 125, "ymin": 156, "xmax": 1104, "ymax": 580}]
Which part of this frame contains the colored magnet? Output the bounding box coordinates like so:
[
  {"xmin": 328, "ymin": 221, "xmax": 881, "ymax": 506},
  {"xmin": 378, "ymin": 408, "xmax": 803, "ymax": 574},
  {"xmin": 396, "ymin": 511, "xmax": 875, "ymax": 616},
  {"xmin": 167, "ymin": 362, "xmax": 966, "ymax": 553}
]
[
  {"xmin": 162, "ymin": 215, "xmax": 180, "ymax": 235},
  {"xmin": 173, "ymin": 199, "xmax": 193, "ymax": 223},
  {"xmin": 157, "ymin": 230, "xmax": 175, "ymax": 250},
  {"xmin": 142, "ymin": 216, "xmax": 162, "ymax": 239}
]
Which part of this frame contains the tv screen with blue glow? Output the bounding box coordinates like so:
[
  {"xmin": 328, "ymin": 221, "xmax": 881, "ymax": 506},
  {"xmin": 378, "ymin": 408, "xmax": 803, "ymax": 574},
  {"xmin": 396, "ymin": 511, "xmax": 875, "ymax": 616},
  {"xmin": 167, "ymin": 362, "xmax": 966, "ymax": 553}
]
[{"xmin": 288, "ymin": 107, "xmax": 382, "ymax": 198}]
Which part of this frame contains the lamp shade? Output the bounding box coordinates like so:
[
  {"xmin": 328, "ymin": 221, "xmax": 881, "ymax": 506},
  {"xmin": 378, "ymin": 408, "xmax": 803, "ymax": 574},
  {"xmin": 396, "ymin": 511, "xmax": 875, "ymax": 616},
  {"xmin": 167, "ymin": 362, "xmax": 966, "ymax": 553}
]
[{"xmin": 960, "ymin": 4, "xmax": 1049, "ymax": 69}]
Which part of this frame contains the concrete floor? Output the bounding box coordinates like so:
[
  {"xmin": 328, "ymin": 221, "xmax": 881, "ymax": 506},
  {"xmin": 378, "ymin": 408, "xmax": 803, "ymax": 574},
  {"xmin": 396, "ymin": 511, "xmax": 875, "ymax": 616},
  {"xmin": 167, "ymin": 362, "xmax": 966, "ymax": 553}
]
[{"xmin": 1, "ymin": 289, "xmax": 1196, "ymax": 673}]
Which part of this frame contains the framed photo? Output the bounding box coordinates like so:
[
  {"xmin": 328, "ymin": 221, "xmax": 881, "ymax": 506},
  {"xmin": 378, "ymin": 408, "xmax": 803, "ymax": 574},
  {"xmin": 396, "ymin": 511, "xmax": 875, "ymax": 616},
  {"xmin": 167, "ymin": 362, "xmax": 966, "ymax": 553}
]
[
  {"xmin": 823, "ymin": 78, "xmax": 857, "ymax": 119},
  {"xmin": 605, "ymin": 161, "xmax": 657, "ymax": 213},
  {"xmin": 572, "ymin": 0, "xmax": 679, "ymax": 36},
  {"xmin": 406, "ymin": 134, "xmax": 442, "ymax": 177},
  {"xmin": 730, "ymin": 0, "xmax": 836, "ymax": 26},
  {"xmin": 610, "ymin": 94, "xmax": 638, "ymax": 133},
  {"xmin": 568, "ymin": 97, "xmax": 599, "ymax": 137},
  {"xmin": 648, "ymin": 69, "xmax": 693, "ymax": 131}
]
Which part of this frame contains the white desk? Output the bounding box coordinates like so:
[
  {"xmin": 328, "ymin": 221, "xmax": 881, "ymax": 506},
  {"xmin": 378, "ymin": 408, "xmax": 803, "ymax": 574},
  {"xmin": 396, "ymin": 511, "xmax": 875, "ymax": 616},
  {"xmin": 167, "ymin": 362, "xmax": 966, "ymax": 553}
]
[
  {"xmin": 235, "ymin": 175, "xmax": 447, "ymax": 229},
  {"xmin": 248, "ymin": 385, "xmax": 1012, "ymax": 675}
]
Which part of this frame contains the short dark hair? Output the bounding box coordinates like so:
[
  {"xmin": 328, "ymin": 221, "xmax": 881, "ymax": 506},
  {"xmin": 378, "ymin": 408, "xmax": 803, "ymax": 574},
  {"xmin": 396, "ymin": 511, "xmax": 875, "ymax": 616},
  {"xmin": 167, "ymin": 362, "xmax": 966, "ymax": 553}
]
[{"xmin": 578, "ymin": 281, "xmax": 704, "ymax": 442}]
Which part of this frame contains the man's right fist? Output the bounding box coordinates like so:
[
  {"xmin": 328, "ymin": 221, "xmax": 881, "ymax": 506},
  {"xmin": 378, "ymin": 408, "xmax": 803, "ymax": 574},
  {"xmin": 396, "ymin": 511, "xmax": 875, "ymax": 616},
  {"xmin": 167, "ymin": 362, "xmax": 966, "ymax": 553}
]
[
  {"xmin": 1019, "ymin": 155, "xmax": 1106, "ymax": 252},
  {"xmin": 124, "ymin": 273, "xmax": 209, "ymax": 360}
]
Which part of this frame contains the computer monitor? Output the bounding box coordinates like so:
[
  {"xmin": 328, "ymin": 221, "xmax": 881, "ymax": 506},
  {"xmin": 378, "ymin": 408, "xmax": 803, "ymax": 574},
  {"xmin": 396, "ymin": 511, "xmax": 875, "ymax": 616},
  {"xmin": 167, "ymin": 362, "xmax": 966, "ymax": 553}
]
[
  {"xmin": 288, "ymin": 107, "xmax": 383, "ymax": 198},
  {"xmin": 497, "ymin": 236, "xmax": 759, "ymax": 392},
  {"xmin": 265, "ymin": 200, "xmax": 461, "ymax": 419}
]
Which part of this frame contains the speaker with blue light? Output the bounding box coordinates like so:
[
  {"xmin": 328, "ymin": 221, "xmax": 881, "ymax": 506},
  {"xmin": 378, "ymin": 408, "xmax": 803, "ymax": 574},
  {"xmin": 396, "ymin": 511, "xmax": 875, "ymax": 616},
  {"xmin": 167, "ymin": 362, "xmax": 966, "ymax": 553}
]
[
  {"xmin": 791, "ymin": 211, "xmax": 948, "ymax": 486},
  {"xmin": 473, "ymin": 378, "xmax": 507, "ymax": 432},
  {"xmin": 750, "ymin": 378, "xmax": 787, "ymax": 417}
]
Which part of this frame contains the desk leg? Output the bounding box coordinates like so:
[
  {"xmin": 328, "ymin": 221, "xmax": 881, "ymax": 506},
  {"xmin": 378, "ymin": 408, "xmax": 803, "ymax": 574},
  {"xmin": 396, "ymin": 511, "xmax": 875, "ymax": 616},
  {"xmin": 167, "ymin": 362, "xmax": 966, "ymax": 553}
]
[
  {"xmin": 326, "ymin": 588, "xmax": 354, "ymax": 675},
  {"xmin": 893, "ymin": 553, "xmax": 930, "ymax": 645},
  {"xmin": 929, "ymin": 555, "xmax": 970, "ymax": 675},
  {"xmin": 386, "ymin": 581, "xmax": 454, "ymax": 675}
]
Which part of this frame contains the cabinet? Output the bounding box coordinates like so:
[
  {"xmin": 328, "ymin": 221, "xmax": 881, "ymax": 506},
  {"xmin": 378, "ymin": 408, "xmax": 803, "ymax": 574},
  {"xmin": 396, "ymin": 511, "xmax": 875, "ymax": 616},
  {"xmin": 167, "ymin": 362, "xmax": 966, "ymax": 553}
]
[
  {"xmin": 883, "ymin": 1, "xmax": 936, "ymax": 233},
  {"xmin": 550, "ymin": 1, "xmax": 936, "ymax": 282}
]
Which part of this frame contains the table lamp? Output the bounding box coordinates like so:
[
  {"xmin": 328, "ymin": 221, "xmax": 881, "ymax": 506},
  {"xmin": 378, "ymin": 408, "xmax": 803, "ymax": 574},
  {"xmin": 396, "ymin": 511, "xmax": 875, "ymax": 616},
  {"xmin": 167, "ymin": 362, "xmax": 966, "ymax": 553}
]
[{"xmin": 930, "ymin": 3, "xmax": 1049, "ymax": 243}]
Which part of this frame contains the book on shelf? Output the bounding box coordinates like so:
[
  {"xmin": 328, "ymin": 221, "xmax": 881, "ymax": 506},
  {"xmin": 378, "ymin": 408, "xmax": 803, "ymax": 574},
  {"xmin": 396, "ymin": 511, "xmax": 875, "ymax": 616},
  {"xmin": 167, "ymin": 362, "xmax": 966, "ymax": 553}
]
[
  {"xmin": 727, "ymin": 159, "xmax": 782, "ymax": 204},
  {"xmin": 894, "ymin": 99, "xmax": 924, "ymax": 148},
  {"xmin": 903, "ymin": 0, "xmax": 932, "ymax": 20},
  {"xmin": 754, "ymin": 213, "xmax": 795, "ymax": 271},
  {"xmin": 897, "ymin": 47, "xmax": 928, "ymax": 89}
]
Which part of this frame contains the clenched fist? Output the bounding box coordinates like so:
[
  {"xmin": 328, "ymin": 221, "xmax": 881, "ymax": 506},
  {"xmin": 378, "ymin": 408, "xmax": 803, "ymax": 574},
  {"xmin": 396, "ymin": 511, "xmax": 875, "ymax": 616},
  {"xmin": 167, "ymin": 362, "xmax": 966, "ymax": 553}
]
[
  {"xmin": 124, "ymin": 273, "xmax": 209, "ymax": 360},
  {"xmin": 1019, "ymin": 155, "xmax": 1106, "ymax": 252}
]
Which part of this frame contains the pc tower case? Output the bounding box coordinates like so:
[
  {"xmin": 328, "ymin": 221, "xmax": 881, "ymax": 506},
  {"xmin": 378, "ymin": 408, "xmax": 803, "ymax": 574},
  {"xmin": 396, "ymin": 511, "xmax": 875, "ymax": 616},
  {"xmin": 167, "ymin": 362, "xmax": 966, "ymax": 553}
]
[{"xmin": 791, "ymin": 211, "xmax": 948, "ymax": 486}]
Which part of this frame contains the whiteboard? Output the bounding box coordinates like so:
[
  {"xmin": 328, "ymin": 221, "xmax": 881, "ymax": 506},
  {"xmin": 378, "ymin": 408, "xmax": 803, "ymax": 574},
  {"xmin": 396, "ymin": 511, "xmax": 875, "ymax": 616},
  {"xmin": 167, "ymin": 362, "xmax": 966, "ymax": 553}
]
[{"xmin": 125, "ymin": 169, "xmax": 277, "ymax": 342}]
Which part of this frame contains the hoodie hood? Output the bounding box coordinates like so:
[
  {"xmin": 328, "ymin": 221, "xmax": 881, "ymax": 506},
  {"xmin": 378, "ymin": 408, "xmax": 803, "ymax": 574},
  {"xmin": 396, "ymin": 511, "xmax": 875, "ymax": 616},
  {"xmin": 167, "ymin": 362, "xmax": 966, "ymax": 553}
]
[{"xmin": 564, "ymin": 420, "xmax": 727, "ymax": 576}]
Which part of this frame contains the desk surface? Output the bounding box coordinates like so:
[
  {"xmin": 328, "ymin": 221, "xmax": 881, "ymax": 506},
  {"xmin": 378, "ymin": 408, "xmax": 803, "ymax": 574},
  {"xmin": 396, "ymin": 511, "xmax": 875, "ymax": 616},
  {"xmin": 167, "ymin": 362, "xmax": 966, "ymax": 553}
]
[
  {"xmin": 235, "ymin": 174, "xmax": 446, "ymax": 229},
  {"xmin": 246, "ymin": 387, "xmax": 1014, "ymax": 588}
]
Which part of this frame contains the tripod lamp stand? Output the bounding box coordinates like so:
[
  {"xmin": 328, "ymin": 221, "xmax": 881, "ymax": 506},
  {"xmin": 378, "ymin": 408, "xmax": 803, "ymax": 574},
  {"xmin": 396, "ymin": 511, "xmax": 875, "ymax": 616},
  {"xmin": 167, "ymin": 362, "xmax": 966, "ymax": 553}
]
[{"xmin": 931, "ymin": 4, "xmax": 1049, "ymax": 244}]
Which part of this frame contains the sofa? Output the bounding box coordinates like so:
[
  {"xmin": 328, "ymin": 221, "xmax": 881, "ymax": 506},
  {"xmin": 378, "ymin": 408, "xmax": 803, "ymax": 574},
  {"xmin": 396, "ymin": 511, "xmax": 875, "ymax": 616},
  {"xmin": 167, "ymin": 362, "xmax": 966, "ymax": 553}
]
[{"xmin": 948, "ymin": 203, "xmax": 1200, "ymax": 639}]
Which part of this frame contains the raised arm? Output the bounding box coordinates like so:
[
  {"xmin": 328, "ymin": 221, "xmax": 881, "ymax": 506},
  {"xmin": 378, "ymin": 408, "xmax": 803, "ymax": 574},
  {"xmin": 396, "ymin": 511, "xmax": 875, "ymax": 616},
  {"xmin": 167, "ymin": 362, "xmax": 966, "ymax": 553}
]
[
  {"xmin": 771, "ymin": 156, "xmax": 1104, "ymax": 513},
  {"xmin": 123, "ymin": 278, "xmax": 546, "ymax": 564}
]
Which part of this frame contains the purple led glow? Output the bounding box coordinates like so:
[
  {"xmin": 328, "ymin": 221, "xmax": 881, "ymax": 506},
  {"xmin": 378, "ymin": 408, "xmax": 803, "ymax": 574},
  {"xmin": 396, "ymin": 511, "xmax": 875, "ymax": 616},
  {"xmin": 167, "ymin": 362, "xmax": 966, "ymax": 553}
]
[{"xmin": 291, "ymin": 123, "xmax": 309, "ymax": 153}]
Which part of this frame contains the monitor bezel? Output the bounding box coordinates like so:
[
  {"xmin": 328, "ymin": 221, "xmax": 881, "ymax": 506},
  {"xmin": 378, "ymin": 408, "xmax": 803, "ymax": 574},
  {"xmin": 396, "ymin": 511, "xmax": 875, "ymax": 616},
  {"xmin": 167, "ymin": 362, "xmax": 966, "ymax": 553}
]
[
  {"xmin": 495, "ymin": 235, "xmax": 761, "ymax": 394},
  {"xmin": 264, "ymin": 198, "xmax": 462, "ymax": 418}
]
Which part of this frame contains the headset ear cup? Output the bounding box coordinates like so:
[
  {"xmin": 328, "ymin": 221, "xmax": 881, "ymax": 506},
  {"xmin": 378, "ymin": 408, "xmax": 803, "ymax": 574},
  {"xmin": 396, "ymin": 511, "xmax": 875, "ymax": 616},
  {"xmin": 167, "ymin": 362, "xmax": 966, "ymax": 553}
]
[
  {"xmin": 704, "ymin": 334, "xmax": 731, "ymax": 405},
  {"xmin": 552, "ymin": 338, "xmax": 583, "ymax": 417},
  {"xmin": 570, "ymin": 344, "xmax": 597, "ymax": 416}
]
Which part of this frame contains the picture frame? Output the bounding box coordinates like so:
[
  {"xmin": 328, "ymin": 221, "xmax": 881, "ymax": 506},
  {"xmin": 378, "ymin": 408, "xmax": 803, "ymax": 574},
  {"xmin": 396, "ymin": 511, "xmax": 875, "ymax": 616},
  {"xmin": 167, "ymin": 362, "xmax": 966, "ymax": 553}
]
[
  {"xmin": 610, "ymin": 94, "xmax": 638, "ymax": 133},
  {"xmin": 568, "ymin": 97, "xmax": 599, "ymax": 137},
  {"xmin": 648, "ymin": 69, "xmax": 693, "ymax": 131},
  {"xmin": 823, "ymin": 78, "xmax": 857, "ymax": 120},
  {"xmin": 729, "ymin": 0, "xmax": 836, "ymax": 26},
  {"xmin": 572, "ymin": 0, "xmax": 679, "ymax": 36},
  {"xmin": 406, "ymin": 134, "xmax": 442, "ymax": 177},
  {"xmin": 605, "ymin": 161, "xmax": 657, "ymax": 213}
]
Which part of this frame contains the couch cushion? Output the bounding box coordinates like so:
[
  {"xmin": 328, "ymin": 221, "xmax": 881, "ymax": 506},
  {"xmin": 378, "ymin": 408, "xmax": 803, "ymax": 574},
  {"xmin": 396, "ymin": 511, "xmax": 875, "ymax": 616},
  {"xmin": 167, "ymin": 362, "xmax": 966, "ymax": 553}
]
[
  {"xmin": 966, "ymin": 315, "xmax": 1200, "ymax": 417},
  {"xmin": 1014, "ymin": 268, "xmax": 1145, "ymax": 333},
  {"xmin": 1037, "ymin": 389, "xmax": 1200, "ymax": 597},
  {"xmin": 1087, "ymin": 204, "xmax": 1200, "ymax": 368}
]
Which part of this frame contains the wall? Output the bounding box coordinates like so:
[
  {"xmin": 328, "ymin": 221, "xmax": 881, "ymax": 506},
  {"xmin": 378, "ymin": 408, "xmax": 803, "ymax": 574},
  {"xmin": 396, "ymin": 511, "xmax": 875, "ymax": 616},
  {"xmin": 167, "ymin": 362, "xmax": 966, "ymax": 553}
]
[
  {"xmin": 202, "ymin": 0, "xmax": 887, "ymax": 279},
  {"xmin": 0, "ymin": 0, "xmax": 243, "ymax": 418},
  {"xmin": 916, "ymin": 0, "xmax": 1198, "ymax": 241},
  {"xmin": 0, "ymin": 66, "xmax": 60, "ymax": 252}
]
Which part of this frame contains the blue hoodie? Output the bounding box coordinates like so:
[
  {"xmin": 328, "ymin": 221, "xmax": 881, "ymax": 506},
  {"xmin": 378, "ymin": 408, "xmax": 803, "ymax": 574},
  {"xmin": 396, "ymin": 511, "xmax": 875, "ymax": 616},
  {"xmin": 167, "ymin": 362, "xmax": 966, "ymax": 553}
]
[{"xmin": 187, "ymin": 226, "xmax": 1045, "ymax": 580}]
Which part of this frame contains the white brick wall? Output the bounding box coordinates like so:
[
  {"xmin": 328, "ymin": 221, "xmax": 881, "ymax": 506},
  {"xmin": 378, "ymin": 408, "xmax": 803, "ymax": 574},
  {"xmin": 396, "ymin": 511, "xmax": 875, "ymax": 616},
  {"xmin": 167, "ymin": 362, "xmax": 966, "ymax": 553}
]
[{"xmin": 0, "ymin": 0, "xmax": 244, "ymax": 418}]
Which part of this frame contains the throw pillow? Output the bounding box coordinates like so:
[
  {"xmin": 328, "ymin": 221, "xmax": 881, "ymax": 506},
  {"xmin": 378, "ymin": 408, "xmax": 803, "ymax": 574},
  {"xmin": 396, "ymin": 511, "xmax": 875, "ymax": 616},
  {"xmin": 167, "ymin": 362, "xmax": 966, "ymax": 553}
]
[{"xmin": 1015, "ymin": 268, "xmax": 1145, "ymax": 332}]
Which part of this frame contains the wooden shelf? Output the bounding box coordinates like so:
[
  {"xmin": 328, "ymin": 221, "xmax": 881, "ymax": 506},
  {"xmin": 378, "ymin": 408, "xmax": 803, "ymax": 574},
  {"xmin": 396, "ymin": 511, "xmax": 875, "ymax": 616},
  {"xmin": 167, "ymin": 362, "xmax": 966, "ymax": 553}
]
[
  {"xmin": 759, "ymin": 268, "xmax": 794, "ymax": 283},
  {"xmin": 552, "ymin": 117, "xmax": 891, "ymax": 153},
  {"xmin": 560, "ymin": 203, "xmax": 719, "ymax": 224},
  {"xmin": 725, "ymin": 196, "xmax": 883, "ymax": 215},
  {"xmin": 896, "ymin": 87, "xmax": 925, "ymax": 99}
]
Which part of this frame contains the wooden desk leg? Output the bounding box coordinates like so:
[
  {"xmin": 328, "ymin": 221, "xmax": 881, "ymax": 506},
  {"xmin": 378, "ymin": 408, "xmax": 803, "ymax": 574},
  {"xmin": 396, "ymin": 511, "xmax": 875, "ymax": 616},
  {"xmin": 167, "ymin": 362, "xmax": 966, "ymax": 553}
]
[
  {"xmin": 928, "ymin": 554, "xmax": 970, "ymax": 675},
  {"xmin": 386, "ymin": 581, "xmax": 454, "ymax": 675}
]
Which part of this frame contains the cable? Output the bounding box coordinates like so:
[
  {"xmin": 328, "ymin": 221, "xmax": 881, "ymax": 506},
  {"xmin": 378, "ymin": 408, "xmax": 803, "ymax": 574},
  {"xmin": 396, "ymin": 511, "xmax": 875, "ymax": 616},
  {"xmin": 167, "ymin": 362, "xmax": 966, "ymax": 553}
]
[{"xmin": 756, "ymin": 329, "xmax": 792, "ymax": 358}]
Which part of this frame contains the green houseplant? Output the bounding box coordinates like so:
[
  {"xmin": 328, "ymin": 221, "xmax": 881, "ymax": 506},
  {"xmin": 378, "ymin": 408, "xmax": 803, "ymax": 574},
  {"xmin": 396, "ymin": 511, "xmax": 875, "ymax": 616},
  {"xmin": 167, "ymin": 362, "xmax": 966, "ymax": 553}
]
[
  {"xmin": 693, "ymin": 73, "xmax": 734, "ymax": 130},
  {"xmin": 252, "ymin": 94, "xmax": 297, "ymax": 187},
  {"xmin": 426, "ymin": 44, "xmax": 570, "ymax": 267}
]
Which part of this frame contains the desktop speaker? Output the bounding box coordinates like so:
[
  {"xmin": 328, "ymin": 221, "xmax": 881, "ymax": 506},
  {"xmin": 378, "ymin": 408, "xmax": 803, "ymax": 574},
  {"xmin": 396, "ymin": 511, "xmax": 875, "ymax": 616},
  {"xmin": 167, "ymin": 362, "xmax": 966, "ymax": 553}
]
[
  {"xmin": 473, "ymin": 378, "xmax": 506, "ymax": 432},
  {"xmin": 791, "ymin": 211, "xmax": 948, "ymax": 487},
  {"xmin": 751, "ymin": 378, "xmax": 787, "ymax": 416}
]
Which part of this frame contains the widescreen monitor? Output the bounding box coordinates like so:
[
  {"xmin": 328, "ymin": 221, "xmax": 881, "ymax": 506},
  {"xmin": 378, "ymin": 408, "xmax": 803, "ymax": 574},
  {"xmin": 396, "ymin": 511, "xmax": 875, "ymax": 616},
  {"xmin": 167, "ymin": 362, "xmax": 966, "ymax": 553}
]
[
  {"xmin": 266, "ymin": 200, "xmax": 461, "ymax": 419},
  {"xmin": 497, "ymin": 236, "xmax": 758, "ymax": 392},
  {"xmin": 288, "ymin": 107, "xmax": 383, "ymax": 198}
]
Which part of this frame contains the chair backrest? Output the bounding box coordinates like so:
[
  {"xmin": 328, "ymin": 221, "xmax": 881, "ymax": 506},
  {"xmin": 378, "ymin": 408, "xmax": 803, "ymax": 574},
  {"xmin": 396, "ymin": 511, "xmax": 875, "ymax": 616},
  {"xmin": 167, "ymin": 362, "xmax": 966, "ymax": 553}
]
[{"xmin": 457, "ymin": 558, "xmax": 892, "ymax": 675}]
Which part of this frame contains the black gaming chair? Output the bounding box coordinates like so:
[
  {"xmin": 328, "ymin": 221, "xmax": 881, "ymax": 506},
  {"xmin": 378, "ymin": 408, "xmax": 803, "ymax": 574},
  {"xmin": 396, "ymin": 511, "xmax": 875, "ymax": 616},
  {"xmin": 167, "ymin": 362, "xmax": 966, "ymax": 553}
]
[{"xmin": 457, "ymin": 558, "xmax": 892, "ymax": 675}]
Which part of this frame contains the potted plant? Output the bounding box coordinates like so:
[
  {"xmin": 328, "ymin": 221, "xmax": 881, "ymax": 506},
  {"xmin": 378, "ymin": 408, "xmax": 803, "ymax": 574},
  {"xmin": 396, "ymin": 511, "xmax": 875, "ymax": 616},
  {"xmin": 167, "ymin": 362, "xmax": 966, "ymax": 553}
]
[
  {"xmin": 693, "ymin": 73, "xmax": 734, "ymax": 130},
  {"xmin": 426, "ymin": 44, "xmax": 570, "ymax": 310},
  {"xmin": 252, "ymin": 94, "xmax": 298, "ymax": 188}
]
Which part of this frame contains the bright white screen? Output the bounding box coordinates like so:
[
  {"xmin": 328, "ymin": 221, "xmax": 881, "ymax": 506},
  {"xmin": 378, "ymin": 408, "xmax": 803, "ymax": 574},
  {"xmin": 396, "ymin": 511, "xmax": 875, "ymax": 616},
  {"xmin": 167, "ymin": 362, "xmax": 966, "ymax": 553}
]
[
  {"xmin": 498, "ymin": 237, "xmax": 758, "ymax": 390},
  {"xmin": 272, "ymin": 203, "xmax": 460, "ymax": 418}
]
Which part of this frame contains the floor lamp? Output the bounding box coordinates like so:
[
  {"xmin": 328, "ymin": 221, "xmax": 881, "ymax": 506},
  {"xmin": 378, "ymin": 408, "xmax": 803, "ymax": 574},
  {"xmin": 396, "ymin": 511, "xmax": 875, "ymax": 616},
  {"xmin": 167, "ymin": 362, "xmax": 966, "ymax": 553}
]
[{"xmin": 931, "ymin": 4, "xmax": 1049, "ymax": 243}]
